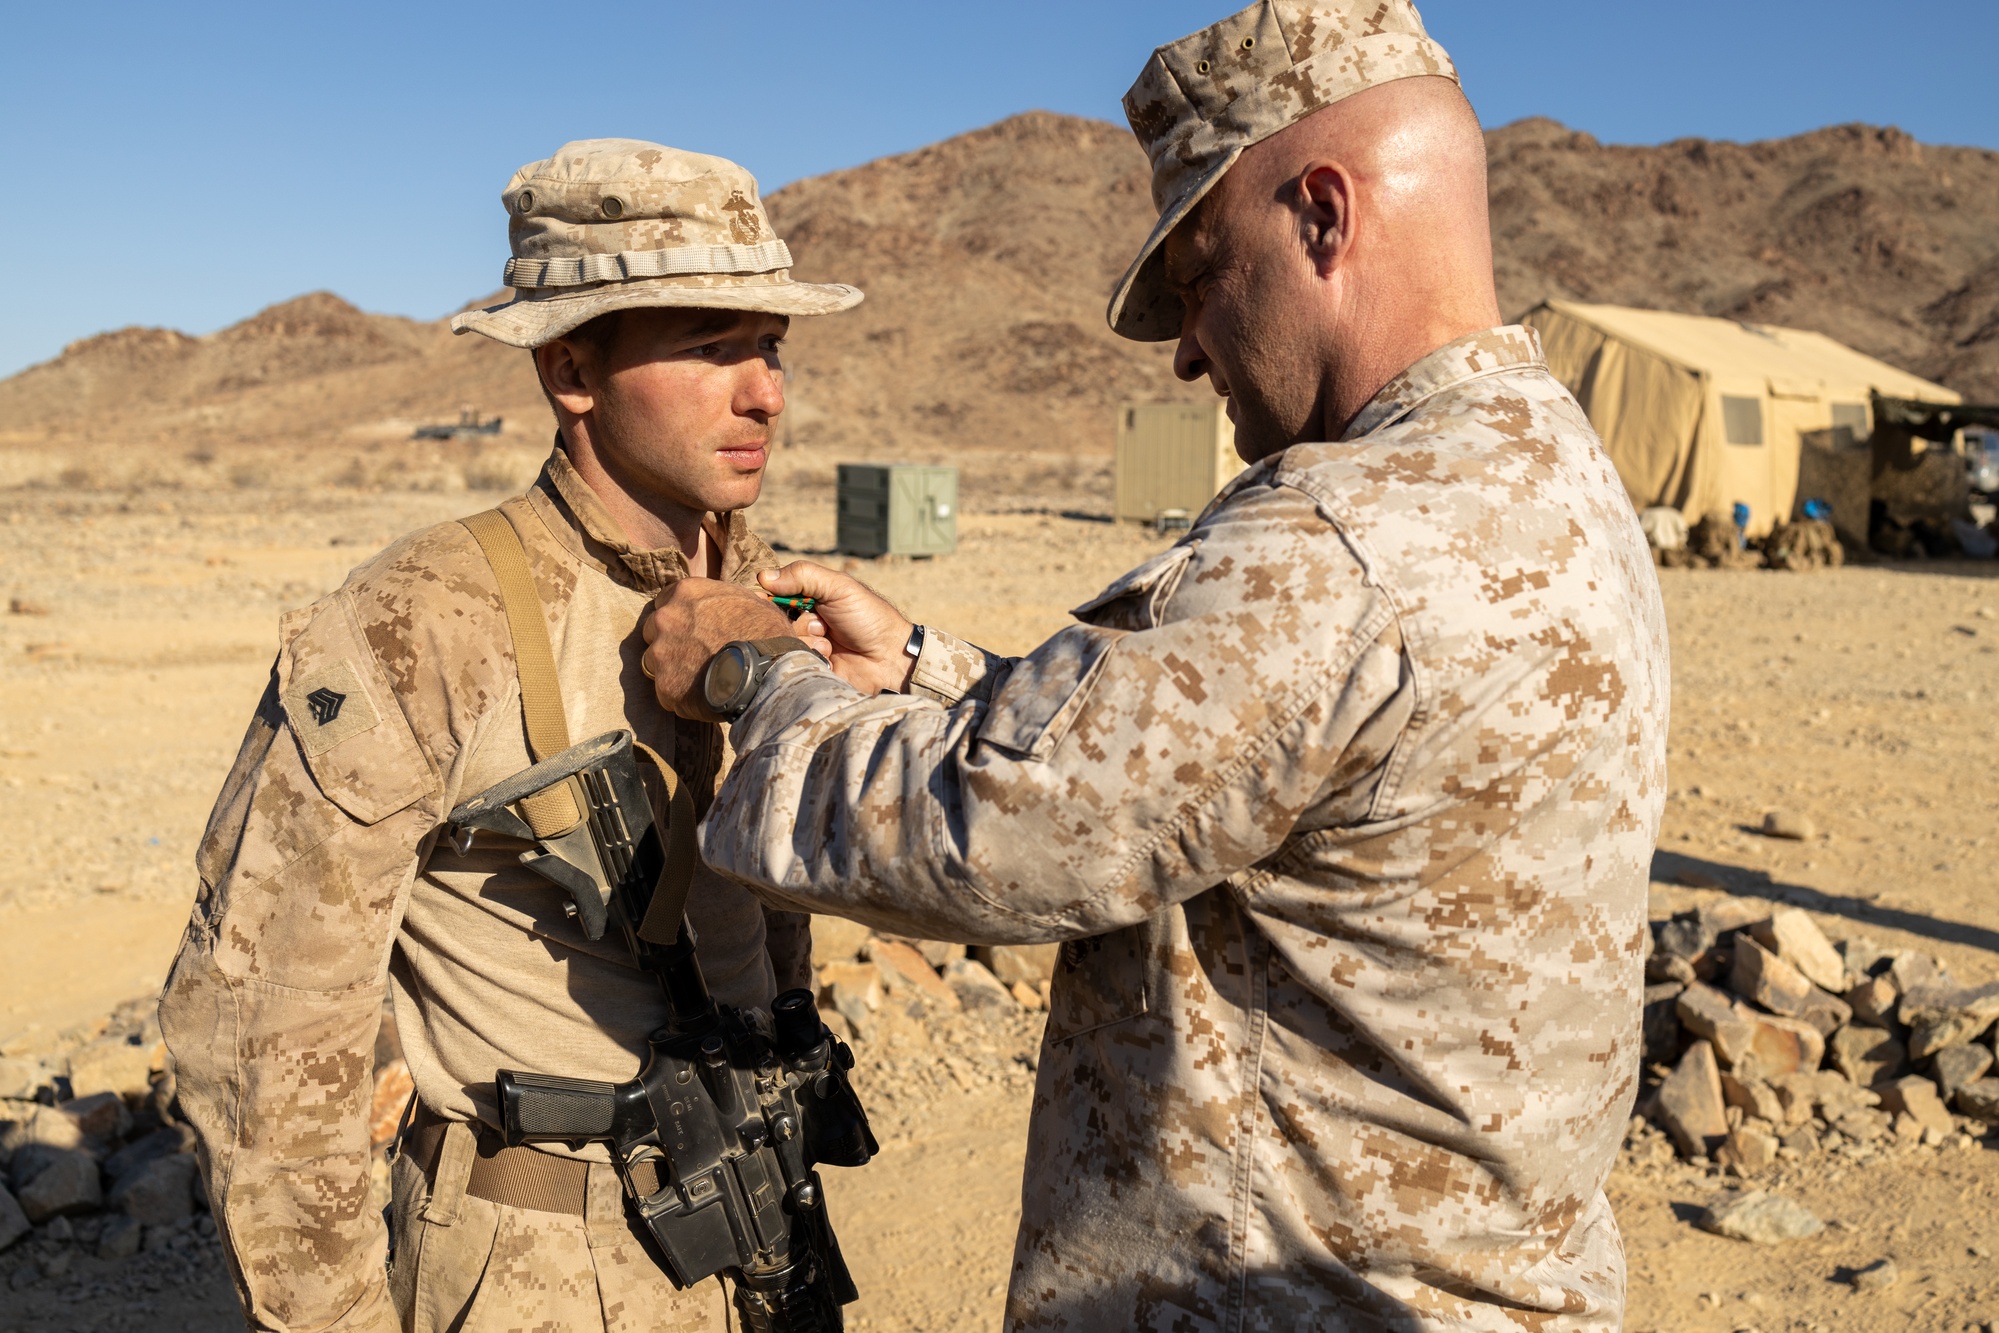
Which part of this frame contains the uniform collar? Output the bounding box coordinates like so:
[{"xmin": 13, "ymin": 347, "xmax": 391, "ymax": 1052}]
[
  {"xmin": 525, "ymin": 440, "xmax": 776, "ymax": 596},
  {"xmin": 1339, "ymin": 325, "xmax": 1546, "ymax": 441}
]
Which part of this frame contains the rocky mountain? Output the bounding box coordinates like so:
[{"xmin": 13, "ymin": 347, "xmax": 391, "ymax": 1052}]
[{"xmin": 4, "ymin": 110, "xmax": 1994, "ymax": 459}]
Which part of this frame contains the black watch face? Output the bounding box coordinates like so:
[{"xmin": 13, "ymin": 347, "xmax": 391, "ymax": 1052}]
[{"xmin": 703, "ymin": 643, "xmax": 754, "ymax": 713}]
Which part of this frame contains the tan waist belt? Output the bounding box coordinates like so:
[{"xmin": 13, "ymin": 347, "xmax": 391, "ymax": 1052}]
[{"xmin": 408, "ymin": 1104, "xmax": 591, "ymax": 1216}]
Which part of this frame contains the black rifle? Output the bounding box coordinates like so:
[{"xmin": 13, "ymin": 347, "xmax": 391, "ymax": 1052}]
[{"xmin": 447, "ymin": 730, "xmax": 876, "ymax": 1333}]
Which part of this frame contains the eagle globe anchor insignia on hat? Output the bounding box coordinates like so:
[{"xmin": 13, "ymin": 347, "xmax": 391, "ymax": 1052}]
[
  {"xmin": 452, "ymin": 138, "xmax": 863, "ymax": 349},
  {"xmin": 1107, "ymin": 0, "xmax": 1458, "ymax": 342}
]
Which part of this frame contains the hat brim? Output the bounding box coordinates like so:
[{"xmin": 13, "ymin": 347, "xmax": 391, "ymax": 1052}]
[
  {"xmin": 1105, "ymin": 146, "xmax": 1243, "ymax": 344},
  {"xmin": 451, "ymin": 273, "xmax": 863, "ymax": 349}
]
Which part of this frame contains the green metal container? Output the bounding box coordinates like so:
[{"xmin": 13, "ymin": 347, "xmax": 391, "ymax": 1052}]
[{"xmin": 836, "ymin": 464, "xmax": 958, "ymax": 557}]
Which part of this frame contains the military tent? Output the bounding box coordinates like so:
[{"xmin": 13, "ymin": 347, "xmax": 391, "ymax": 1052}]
[{"xmin": 1521, "ymin": 300, "xmax": 1960, "ymax": 538}]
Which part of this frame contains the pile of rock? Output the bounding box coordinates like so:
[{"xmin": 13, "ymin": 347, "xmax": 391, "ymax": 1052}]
[
  {"xmin": 810, "ymin": 916, "xmax": 1056, "ymax": 1045},
  {"xmin": 1641, "ymin": 899, "xmax": 1998, "ymax": 1176},
  {"xmin": 0, "ymin": 1014, "xmax": 212, "ymax": 1290}
]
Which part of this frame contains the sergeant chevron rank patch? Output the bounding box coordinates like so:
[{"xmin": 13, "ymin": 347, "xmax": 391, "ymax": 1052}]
[{"xmin": 283, "ymin": 658, "xmax": 382, "ymax": 757}]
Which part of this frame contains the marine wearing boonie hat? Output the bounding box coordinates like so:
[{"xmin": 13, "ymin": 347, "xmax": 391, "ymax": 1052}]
[
  {"xmin": 1108, "ymin": 0, "xmax": 1457, "ymax": 340},
  {"xmin": 453, "ymin": 138, "xmax": 862, "ymax": 349}
]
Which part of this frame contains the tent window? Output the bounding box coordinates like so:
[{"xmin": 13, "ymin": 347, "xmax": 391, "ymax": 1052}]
[
  {"xmin": 1830, "ymin": 402, "xmax": 1868, "ymax": 438},
  {"xmin": 1722, "ymin": 395, "xmax": 1765, "ymax": 446}
]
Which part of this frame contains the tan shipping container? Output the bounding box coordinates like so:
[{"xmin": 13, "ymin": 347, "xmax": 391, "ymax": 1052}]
[{"xmin": 1114, "ymin": 401, "xmax": 1243, "ymax": 525}]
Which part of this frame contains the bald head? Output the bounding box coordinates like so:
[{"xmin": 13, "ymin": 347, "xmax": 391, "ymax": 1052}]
[{"xmin": 1164, "ymin": 76, "xmax": 1502, "ymax": 459}]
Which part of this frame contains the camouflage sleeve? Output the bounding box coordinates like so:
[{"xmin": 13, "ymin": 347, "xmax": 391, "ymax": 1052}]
[
  {"xmin": 906, "ymin": 628, "xmax": 1016, "ymax": 705},
  {"xmin": 160, "ymin": 589, "xmax": 443, "ymax": 1333},
  {"xmin": 702, "ymin": 483, "xmax": 1409, "ymax": 943}
]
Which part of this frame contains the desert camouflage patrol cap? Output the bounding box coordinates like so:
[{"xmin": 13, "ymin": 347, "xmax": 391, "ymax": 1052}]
[
  {"xmin": 1107, "ymin": 0, "xmax": 1458, "ymax": 342},
  {"xmin": 453, "ymin": 139, "xmax": 862, "ymax": 348}
]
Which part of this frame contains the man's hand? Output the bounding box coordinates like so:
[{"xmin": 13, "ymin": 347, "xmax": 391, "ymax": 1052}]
[
  {"xmin": 760, "ymin": 562, "xmax": 917, "ymax": 695},
  {"xmin": 643, "ymin": 580, "xmax": 819, "ymax": 720}
]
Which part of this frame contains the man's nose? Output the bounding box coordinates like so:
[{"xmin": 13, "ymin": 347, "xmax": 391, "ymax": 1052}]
[
  {"xmin": 739, "ymin": 359, "xmax": 785, "ymax": 420},
  {"xmin": 1173, "ymin": 317, "xmax": 1210, "ymax": 384}
]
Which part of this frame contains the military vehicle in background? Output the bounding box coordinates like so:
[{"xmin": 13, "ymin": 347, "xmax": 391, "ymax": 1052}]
[{"xmin": 413, "ymin": 407, "xmax": 503, "ymax": 440}]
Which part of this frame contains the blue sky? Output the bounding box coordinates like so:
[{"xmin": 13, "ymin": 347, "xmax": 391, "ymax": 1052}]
[{"xmin": 2, "ymin": 1, "xmax": 1995, "ymax": 379}]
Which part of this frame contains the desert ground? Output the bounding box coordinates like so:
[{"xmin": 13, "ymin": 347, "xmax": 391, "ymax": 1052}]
[{"xmin": 2, "ymin": 437, "xmax": 1997, "ymax": 1332}]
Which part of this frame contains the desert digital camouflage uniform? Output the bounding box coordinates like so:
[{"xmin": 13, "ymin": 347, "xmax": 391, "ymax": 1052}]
[
  {"xmin": 160, "ymin": 138, "xmax": 859, "ymax": 1333},
  {"xmin": 709, "ymin": 326, "xmax": 1669, "ymax": 1332},
  {"xmin": 695, "ymin": 4, "xmax": 1671, "ymax": 1328}
]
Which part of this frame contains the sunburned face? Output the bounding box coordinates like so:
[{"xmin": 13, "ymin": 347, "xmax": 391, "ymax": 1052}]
[
  {"xmin": 570, "ymin": 307, "xmax": 789, "ymax": 518},
  {"xmin": 1163, "ymin": 177, "xmax": 1335, "ymax": 463}
]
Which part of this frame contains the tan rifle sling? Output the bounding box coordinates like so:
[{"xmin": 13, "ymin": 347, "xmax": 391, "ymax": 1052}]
[{"xmin": 456, "ymin": 511, "xmax": 700, "ymax": 945}]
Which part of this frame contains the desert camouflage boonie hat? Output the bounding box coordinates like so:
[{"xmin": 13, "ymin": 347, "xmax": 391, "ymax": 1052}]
[
  {"xmin": 1108, "ymin": 0, "xmax": 1458, "ymax": 342},
  {"xmin": 453, "ymin": 139, "xmax": 862, "ymax": 348}
]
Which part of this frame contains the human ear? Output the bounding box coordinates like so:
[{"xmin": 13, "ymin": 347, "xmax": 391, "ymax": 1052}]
[
  {"xmin": 1295, "ymin": 162, "xmax": 1356, "ymax": 276},
  {"xmin": 535, "ymin": 338, "xmax": 596, "ymax": 417}
]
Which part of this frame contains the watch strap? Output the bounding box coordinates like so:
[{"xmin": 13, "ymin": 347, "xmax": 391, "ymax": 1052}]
[{"xmin": 748, "ymin": 636, "xmax": 820, "ymax": 661}]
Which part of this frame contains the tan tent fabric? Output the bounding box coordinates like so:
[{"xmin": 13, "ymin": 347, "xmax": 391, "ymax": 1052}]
[{"xmin": 1523, "ymin": 300, "xmax": 1959, "ymax": 537}]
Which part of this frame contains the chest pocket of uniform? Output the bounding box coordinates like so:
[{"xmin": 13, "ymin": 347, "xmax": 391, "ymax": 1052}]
[
  {"xmin": 1045, "ymin": 914, "xmax": 1161, "ymax": 1044},
  {"xmin": 975, "ymin": 542, "xmax": 1201, "ymax": 761}
]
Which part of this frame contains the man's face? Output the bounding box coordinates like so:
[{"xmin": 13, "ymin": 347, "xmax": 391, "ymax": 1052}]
[
  {"xmin": 1163, "ymin": 180, "xmax": 1330, "ymax": 462},
  {"xmin": 571, "ymin": 307, "xmax": 789, "ymax": 515}
]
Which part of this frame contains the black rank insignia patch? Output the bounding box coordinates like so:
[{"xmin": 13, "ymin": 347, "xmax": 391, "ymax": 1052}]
[{"xmin": 284, "ymin": 658, "xmax": 382, "ymax": 758}]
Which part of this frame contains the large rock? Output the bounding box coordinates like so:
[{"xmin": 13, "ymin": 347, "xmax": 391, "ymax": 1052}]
[
  {"xmin": 1933, "ymin": 1043, "xmax": 1995, "ymax": 1103},
  {"xmin": 817, "ymin": 961, "xmax": 883, "ymax": 1036},
  {"xmin": 1750, "ymin": 910, "xmax": 1846, "ymax": 993},
  {"xmin": 809, "ymin": 916, "xmax": 872, "ymax": 969},
  {"xmin": 65, "ymin": 1036, "xmax": 156, "ymax": 1100},
  {"xmin": 1955, "ymin": 1078, "xmax": 1999, "ymax": 1124},
  {"xmin": 1899, "ymin": 981, "xmax": 1999, "ymax": 1060},
  {"xmin": 867, "ymin": 939, "xmax": 961, "ymax": 1011},
  {"xmin": 1844, "ymin": 975, "xmax": 1899, "ymax": 1029},
  {"xmin": 0, "ymin": 1060, "xmax": 49, "ymax": 1103},
  {"xmin": 103, "ymin": 1126, "xmax": 195, "ymax": 1186},
  {"xmin": 1642, "ymin": 983, "xmax": 1685, "ymax": 1062},
  {"xmin": 1702, "ymin": 899, "xmax": 1774, "ymax": 934},
  {"xmin": 1731, "ymin": 1009, "xmax": 1825, "ymax": 1082},
  {"xmin": 1645, "ymin": 952, "xmax": 1697, "ymax": 986},
  {"xmin": 1676, "ymin": 983, "xmax": 1755, "ymax": 1065},
  {"xmin": 1837, "ymin": 936, "xmax": 1893, "ymax": 984},
  {"xmin": 1716, "ymin": 1123, "xmax": 1780, "ymax": 1176},
  {"xmin": 1889, "ymin": 951, "xmax": 1945, "ymax": 995},
  {"xmin": 0, "ymin": 1185, "xmax": 26, "ymax": 1253},
  {"xmin": 1770, "ymin": 1068, "xmax": 1879, "ymax": 1125},
  {"xmin": 9, "ymin": 1142, "xmax": 75, "ymax": 1192},
  {"xmin": 1697, "ymin": 1190, "xmax": 1823, "ymax": 1244},
  {"xmin": 942, "ymin": 958, "xmax": 1015, "ymax": 1013},
  {"xmin": 1655, "ymin": 1041, "xmax": 1729, "ymax": 1158},
  {"xmin": 107, "ymin": 1153, "xmax": 196, "ymax": 1226},
  {"xmin": 16, "ymin": 1149, "xmax": 101, "ymax": 1222},
  {"xmin": 1719, "ymin": 1072, "xmax": 1786, "ymax": 1126},
  {"xmin": 62, "ymin": 1092, "xmax": 130, "ymax": 1142},
  {"xmin": 1730, "ymin": 938, "xmax": 1815, "ymax": 1016},
  {"xmin": 972, "ymin": 943, "xmax": 1060, "ymax": 989},
  {"xmin": 1791, "ymin": 988, "xmax": 1853, "ymax": 1040},
  {"xmin": 905, "ymin": 939, "xmax": 967, "ymax": 970},
  {"xmin": 0, "ymin": 1105, "xmax": 86, "ymax": 1166},
  {"xmin": 1875, "ymin": 1075, "xmax": 1955, "ymax": 1137},
  {"xmin": 1654, "ymin": 913, "xmax": 1715, "ymax": 961},
  {"xmin": 1829, "ymin": 1025, "xmax": 1906, "ymax": 1087}
]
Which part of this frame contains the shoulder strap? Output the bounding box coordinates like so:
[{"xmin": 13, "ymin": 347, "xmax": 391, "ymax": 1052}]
[{"xmin": 459, "ymin": 509, "xmax": 582, "ymax": 837}]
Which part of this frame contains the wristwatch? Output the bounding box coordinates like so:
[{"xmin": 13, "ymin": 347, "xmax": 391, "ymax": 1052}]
[{"xmin": 701, "ymin": 636, "xmax": 815, "ymax": 721}]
